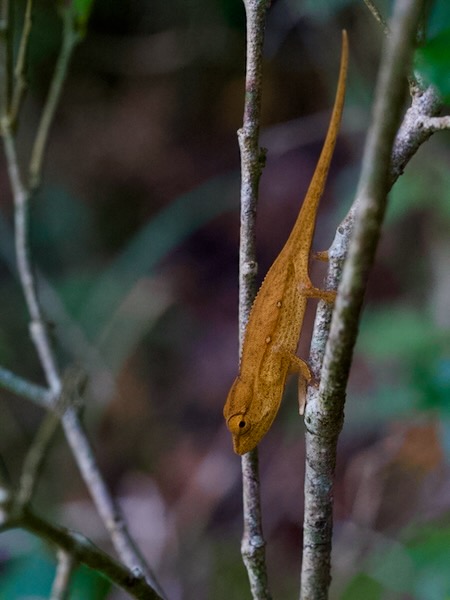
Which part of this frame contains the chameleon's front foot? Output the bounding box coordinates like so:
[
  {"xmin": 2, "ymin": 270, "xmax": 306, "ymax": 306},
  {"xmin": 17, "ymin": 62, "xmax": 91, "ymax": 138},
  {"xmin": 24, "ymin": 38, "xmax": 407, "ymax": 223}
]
[
  {"xmin": 313, "ymin": 250, "xmax": 330, "ymax": 262},
  {"xmin": 299, "ymin": 281, "xmax": 337, "ymax": 303}
]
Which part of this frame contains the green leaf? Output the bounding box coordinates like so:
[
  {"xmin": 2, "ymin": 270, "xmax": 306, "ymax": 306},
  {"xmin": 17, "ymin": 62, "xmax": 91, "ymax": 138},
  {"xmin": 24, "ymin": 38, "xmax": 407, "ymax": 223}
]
[
  {"xmin": 71, "ymin": 564, "xmax": 111, "ymax": 599},
  {"xmin": 0, "ymin": 551, "xmax": 55, "ymax": 598},
  {"xmin": 416, "ymin": 28, "xmax": 450, "ymax": 101},
  {"xmin": 73, "ymin": 0, "xmax": 95, "ymax": 20},
  {"xmin": 387, "ymin": 157, "xmax": 450, "ymax": 225},
  {"xmin": 426, "ymin": 0, "xmax": 450, "ymax": 38},
  {"xmin": 359, "ymin": 308, "xmax": 440, "ymax": 361},
  {"xmin": 368, "ymin": 541, "xmax": 415, "ymax": 595},
  {"xmin": 341, "ymin": 573, "xmax": 383, "ymax": 600},
  {"xmin": 348, "ymin": 526, "xmax": 450, "ymax": 600},
  {"xmin": 411, "ymin": 352, "xmax": 450, "ymax": 414},
  {"xmin": 406, "ymin": 527, "xmax": 450, "ymax": 600}
]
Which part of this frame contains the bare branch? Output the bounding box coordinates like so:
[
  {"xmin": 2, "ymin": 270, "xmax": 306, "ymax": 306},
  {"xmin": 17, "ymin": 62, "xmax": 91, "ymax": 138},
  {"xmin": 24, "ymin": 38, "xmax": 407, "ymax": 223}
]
[
  {"xmin": 17, "ymin": 413, "xmax": 60, "ymax": 507},
  {"xmin": 419, "ymin": 115, "xmax": 450, "ymax": 131},
  {"xmin": 0, "ymin": 365, "xmax": 52, "ymax": 408},
  {"xmin": 362, "ymin": 0, "xmax": 390, "ymax": 34},
  {"xmin": 238, "ymin": 0, "xmax": 272, "ymax": 598},
  {"xmin": 301, "ymin": 1, "xmax": 427, "ymax": 598},
  {"xmin": 50, "ymin": 549, "xmax": 76, "ymax": 600},
  {"xmin": 1, "ymin": 6, "xmax": 166, "ymax": 597}
]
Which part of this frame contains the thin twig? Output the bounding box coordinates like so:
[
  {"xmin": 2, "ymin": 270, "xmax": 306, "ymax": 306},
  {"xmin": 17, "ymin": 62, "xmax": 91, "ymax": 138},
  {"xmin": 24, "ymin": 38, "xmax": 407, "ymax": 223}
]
[
  {"xmin": 9, "ymin": 0, "xmax": 33, "ymax": 127},
  {"xmin": 237, "ymin": 0, "xmax": 272, "ymax": 598},
  {"xmin": 300, "ymin": 1, "xmax": 426, "ymax": 599},
  {"xmin": 50, "ymin": 549, "xmax": 76, "ymax": 600},
  {"xmin": 28, "ymin": 7, "xmax": 81, "ymax": 190},
  {"xmin": 417, "ymin": 114, "xmax": 450, "ymax": 131},
  {"xmin": 0, "ymin": 0, "xmax": 12, "ymax": 117},
  {"xmin": 17, "ymin": 413, "xmax": 60, "ymax": 507},
  {"xmin": 2, "ymin": 120, "xmax": 61, "ymax": 392},
  {"xmin": 362, "ymin": 0, "xmax": 390, "ymax": 34},
  {"xmin": 0, "ymin": 508, "xmax": 163, "ymax": 600},
  {"xmin": 0, "ymin": 365, "xmax": 52, "ymax": 408}
]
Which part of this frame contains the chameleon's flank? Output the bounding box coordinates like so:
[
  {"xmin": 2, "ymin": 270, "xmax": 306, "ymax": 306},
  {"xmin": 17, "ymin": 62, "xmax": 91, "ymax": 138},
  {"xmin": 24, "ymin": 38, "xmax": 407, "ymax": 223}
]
[{"xmin": 224, "ymin": 31, "xmax": 348, "ymax": 455}]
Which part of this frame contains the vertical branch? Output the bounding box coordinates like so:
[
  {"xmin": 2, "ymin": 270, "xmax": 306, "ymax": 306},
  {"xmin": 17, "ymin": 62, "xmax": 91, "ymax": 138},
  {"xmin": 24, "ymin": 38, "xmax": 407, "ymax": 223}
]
[
  {"xmin": 237, "ymin": 1, "xmax": 271, "ymax": 598},
  {"xmin": 1, "ymin": 123, "xmax": 61, "ymax": 393},
  {"xmin": 300, "ymin": 1, "xmax": 425, "ymax": 599}
]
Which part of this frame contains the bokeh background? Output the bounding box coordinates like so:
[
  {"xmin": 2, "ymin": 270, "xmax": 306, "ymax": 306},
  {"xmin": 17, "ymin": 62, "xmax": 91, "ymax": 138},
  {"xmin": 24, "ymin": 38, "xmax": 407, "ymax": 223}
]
[{"xmin": 1, "ymin": 0, "xmax": 450, "ymax": 598}]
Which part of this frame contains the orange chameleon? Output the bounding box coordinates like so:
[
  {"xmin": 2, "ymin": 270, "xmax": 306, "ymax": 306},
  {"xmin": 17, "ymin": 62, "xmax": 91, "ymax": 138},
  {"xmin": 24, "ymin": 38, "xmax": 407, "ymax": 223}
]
[{"xmin": 224, "ymin": 31, "xmax": 348, "ymax": 455}]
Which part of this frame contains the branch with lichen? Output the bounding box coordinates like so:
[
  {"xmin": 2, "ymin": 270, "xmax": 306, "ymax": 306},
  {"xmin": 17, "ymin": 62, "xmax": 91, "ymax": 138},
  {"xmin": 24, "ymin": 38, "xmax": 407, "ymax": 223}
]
[
  {"xmin": 300, "ymin": 0, "xmax": 442, "ymax": 598},
  {"xmin": 237, "ymin": 1, "xmax": 272, "ymax": 598}
]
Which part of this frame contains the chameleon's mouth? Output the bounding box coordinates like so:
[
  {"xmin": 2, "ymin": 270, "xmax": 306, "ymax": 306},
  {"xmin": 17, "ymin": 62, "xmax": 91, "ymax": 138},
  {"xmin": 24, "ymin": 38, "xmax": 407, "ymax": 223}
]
[{"xmin": 232, "ymin": 432, "xmax": 257, "ymax": 455}]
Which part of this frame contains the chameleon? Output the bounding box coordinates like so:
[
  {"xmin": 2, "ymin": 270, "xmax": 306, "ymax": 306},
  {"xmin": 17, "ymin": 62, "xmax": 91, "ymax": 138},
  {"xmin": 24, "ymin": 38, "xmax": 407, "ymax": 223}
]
[{"xmin": 224, "ymin": 31, "xmax": 348, "ymax": 455}]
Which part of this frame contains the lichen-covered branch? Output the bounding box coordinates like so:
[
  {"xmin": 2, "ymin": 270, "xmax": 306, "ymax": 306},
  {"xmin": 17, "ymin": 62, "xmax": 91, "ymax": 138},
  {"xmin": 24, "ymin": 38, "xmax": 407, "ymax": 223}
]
[
  {"xmin": 300, "ymin": 1, "xmax": 427, "ymax": 599},
  {"xmin": 17, "ymin": 413, "xmax": 60, "ymax": 507},
  {"xmin": 363, "ymin": 0, "xmax": 390, "ymax": 34},
  {"xmin": 238, "ymin": 1, "xmax": 272, "ymax": 598}
]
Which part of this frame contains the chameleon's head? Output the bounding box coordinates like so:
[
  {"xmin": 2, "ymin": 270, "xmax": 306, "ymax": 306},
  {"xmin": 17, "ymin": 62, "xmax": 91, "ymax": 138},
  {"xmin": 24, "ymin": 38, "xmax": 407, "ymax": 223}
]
[{"xmin": 223, "ymin": 376, "xmax": 278, "ymax": 455}]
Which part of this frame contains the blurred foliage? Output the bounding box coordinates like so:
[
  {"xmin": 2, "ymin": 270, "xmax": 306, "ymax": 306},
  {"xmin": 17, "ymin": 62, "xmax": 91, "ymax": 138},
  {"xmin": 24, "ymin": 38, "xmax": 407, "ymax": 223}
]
[
  {"xmin": 416, "ymin": 0, "xmax": 450, "ymax": 99},
  {"xmin": 417, "ymin": 28, "xmax": 450, "ymax": 100},
  {"xmin": 342, "ymin": 525, "xmax": 450, "ymax": 600},
  {"xmin": 287, "ymin": 0, "xmax": 359, "ymax": 20}
]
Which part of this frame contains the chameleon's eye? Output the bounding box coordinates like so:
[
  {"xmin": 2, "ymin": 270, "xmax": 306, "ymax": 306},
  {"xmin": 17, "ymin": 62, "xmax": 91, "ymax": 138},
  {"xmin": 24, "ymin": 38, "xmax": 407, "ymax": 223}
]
[{"xmin": 227, "ymin": 414, "xmax": 251, "ymax": 436}]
